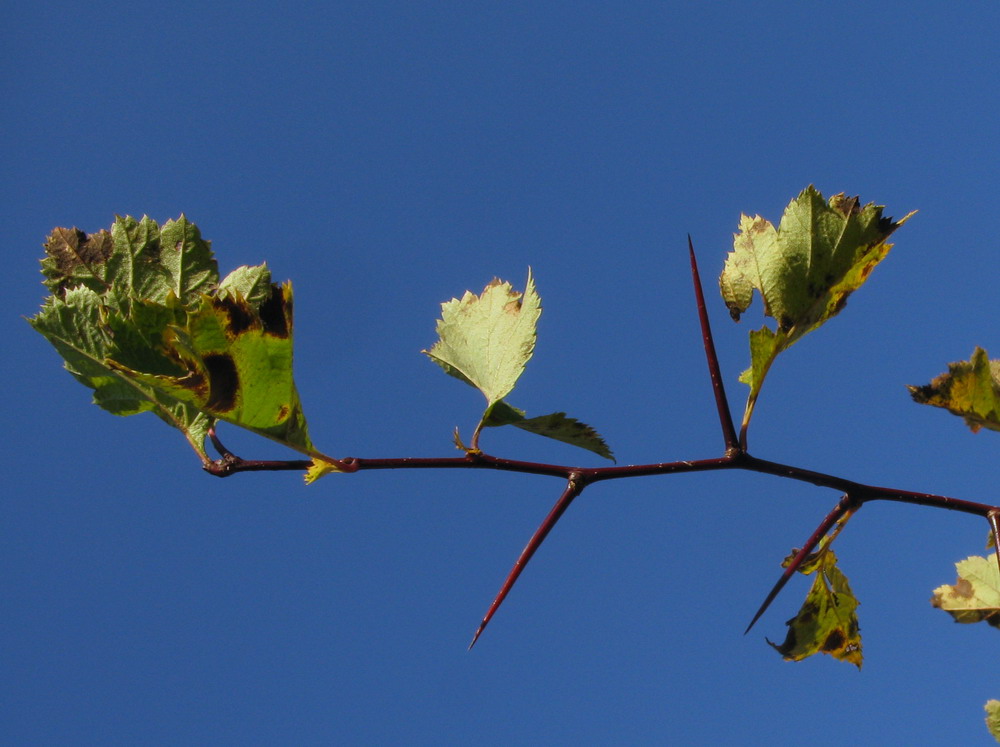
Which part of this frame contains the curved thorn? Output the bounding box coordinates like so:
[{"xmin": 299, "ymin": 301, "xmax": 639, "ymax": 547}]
[
  {"xmin": 469, "ymin": 476, "xmax": 585, "ymax": 649},
  {"xmin": 744, "ymin": 494, "xmax": 855, "ymax": 634},
  {"xmin": 688, "ymin": 236, "xmax": 740, "ymax": 452}
]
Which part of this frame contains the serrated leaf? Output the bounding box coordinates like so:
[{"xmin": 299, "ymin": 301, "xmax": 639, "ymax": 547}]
[
  {"xmin": 767, "ymin": 549, "xmax": 862, "ymax": 668},
  {"xmin": 29, "ymin": 286, "xmax": 211, "ymax": 458},
  {"xmin": 909, "ymin": 347, "xmax": 1000, "ymax": 434},
  {"xmin": 931, "ymin": 555, "xmax": 1000, "ymax": 628},
  {"xmin": 157, "ymin": 215, "xmax": 218, "ymax": 303},
  {"xmin": 30, "ymin": 217, "xmax": 309, "ymax": 463},
  {"xmin": 109, "ymin": 282, "xmax": 316, "ymax": 456},
  {"xmin": 986, "ymin": 700, "xmax": 1000, "ymax": 743},
  {"xmin": 219, "ymin": 264, "xmax": 272, "ymax": 307},
  {"xmin": 423, "ymin": 271, "xmax": 541, "ymax": 408},
  {"xmin": 40, "ymin": 226, "xmax": 114, "ymax": 296},
  {"xmin": 720, "ymin": 186, "xmax": 912, "ymax": 431},
  {"xmin": 483, "ymin": 401, "xmax": 614, "ymax": 460}
]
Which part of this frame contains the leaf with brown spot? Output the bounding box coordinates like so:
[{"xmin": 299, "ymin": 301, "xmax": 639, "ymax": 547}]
[
  {"xmin": 910, "ymin": 347, "xmax": 1000, "ymax": 434},
  {"xmin": 110, "ymin": 282, "xmax": 317, "ymax": 457},
  {"xmin": 766, "ymin": 548, "xmax": 863, "ymax": 668},
  {"xmin": 931, "ymin": 555, "xmax": 1000, "ymax": 628}
]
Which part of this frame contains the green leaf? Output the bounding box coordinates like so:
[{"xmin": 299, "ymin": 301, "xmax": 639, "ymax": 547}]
[
  {"xmin": 720, "ymin": 186, "xmax": 913, "ymax": 431},
  {"xmin": 29, "ymin": 286, "xmax": 211, "ymax": 458},
  {"xmin": 109, "ymin": 282, "xmax": 316, "ymax": 456},
  {"xmin": 483, "ymin": 400, "xmax": 615, "ymax": 461},
  {"xmin": 157, "ymin": 215, "xmax": 219, "ymax": 303},
  {"xmin": 30, "ymin": 217, "xmax": 317, "ymax": 465},
  {"xmin": 909, "ymin": 347, "xmax": 1000, "ymax": 434},
  {"xmin": 219, "ymin": 264, "xmax": 273, "ymax": 307},
  {"xmin": 423, "ymin": 271, "xmax": 541, "ymax": 409},
  {"xmin": 931, "ymin": 555, "xmax": 1000, "ymax": 628},
  {"xmin": 767, "ymin": 548, "xmax": 863, "ymax": 668},
  {"xmin": 985, "ymin": 700, "xmax": 1000, "ymax": 743}
]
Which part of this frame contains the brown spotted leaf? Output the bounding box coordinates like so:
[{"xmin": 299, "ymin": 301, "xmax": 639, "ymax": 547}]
[
  {"xmin": 910, "ymin": 347, "xmax": 1000, "ymax": 434},
  {"xmin": 109, "ymin": 282, "xmax": 316, "ymax": 456},
  {"xmin": 931, "ymin": 555, "xmax": 1000, "ymax": 628},
  {"xmin": 766, "ymin": 548, "xmax": 862, "ymax": 668}
]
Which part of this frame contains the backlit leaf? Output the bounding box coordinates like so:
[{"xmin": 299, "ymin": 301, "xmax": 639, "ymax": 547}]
[
  {"xmin": 931, "ymin": 555, "xmax": 1000, "ymax": 628},
  {"xmin": 766, "ymin": 548, "xmax": 862, "ymax": 668},
  {"xmin": 31, "ymin": 217, "xmax": 319, "ymax": 467},
  {"xmin": 483, "ymin": 400, "xmax": 615, "ymax": 460},
  {"xmin": 909, "ymin": 347, "xmax": 1000, "ymax": 434},
  {"xmin": 986, "ymin": 700, "xmax": 1000, "ymax": 743},
  {"xmin": 423, "ymin": 272, "xmax": 540, "ymax": 408},
  {"xmin": 109, "ymin": 282, "xmax": 316, "ymax": 455},
  {"xmin": 720, "ymin": 187, "xmax": 912, "ymax": 431}
]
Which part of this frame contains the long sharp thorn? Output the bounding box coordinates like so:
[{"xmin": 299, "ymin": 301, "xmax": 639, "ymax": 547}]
[
  {"xmin": 469, "ymin": 477, "xmax": 585, "ymax": 649},
  {"xmin": 687, "ymin": 235, "xmax": 739, "ymax": 453},
  {"xmin": 744, "ymin": 496, "xmax": 853, "ymax": 634}
]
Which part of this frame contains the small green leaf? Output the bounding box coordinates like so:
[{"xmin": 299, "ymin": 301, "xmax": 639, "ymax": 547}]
[
  {"xmin": 157, "ymin": 215, "xmax": 219, "ymax": 303},
  {"xmin": 909, "ymin": 347, "xmax": 1000, "ymax": 434},
  {"xmin": 423, "ymin": 271, "xmax": 541, "ymax": 408},
  {"xmin": 483, "ymin": 400, "xmax": 615, "ymax": 461},
  {"xmin": 767, "ymin": 548, "xmax": 862, "ymax": 668},
  {"xmin": 985, "ymin": 700, "xmax": 1000, "ymax": 743},
  {"xmin": 720, "ymin": 187, "xmax": 912, "ymax": 432},
  {"xmin": 931, "ymin": 555, "xmax": 1000, "ymax": 628},
  {"xmin": 219, "ymin": 264, "xmax": 273, "ymax": 307}
]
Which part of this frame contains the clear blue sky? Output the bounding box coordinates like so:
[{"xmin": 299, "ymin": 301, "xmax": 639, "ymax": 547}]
[{"xmin": 5, "ymin": 2, "xmax": 998, "ymax": 744}]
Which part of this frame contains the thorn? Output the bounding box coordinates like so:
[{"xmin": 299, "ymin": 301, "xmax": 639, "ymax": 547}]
[
  {"xmin": 744, "ymin": 547, "xmax": 810, "ymax": 634},
  {"xmin": 687, "ymin": 235, "xmax": 740, "ymax": 452},
  {"xmin": 468, "ymin": 477, "xmax": 584, "ymax": 648},
  {"xmin": 745, "ymin": 495, "xmax": 854, "ymax": 634}
]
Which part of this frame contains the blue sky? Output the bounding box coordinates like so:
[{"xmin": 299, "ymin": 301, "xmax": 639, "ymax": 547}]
[{"xmin": 5, "ymin": 2, "xmax": 999, "ymax": 744}]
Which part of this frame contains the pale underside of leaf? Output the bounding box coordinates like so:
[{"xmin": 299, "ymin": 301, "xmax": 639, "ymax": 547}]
[
  {"xmin": 985, "ymin": 700, "xmax": 1000, "ymax": 743},
  {"xmin": 423, "ymin": 271, "xmax": 541, "ymax": 407},
  {"xmin": 931, "ymin": 555, "xmax": 1000, "ymax": 628}
]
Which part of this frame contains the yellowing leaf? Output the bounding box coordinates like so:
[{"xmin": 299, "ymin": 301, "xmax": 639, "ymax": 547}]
[
  {"xmin": 985, "ymin": 700, "xmax": 1000, "ymax": 743},
  {"xmin": 720, "ymin": 187, "xmax": 913, "ymax": 432},
  {"xmin": 423, "ymin": 271, "xmax": 541, "ymax": 408},
  {"xmin": 767, "ymin": 549, "xmax": 862, "ymax": 668},
  {"xmin": 931, "ymin": 555, "xmax": 1000, "ymax": 628},
  {"xmin": 305, "ymin": 457, "xmax": 343, "ymax": 484},
  {"xmin": 909, "ymin": 347, "xmax": 1000, "ymax": 434}
]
